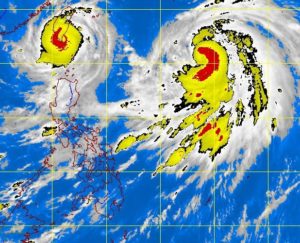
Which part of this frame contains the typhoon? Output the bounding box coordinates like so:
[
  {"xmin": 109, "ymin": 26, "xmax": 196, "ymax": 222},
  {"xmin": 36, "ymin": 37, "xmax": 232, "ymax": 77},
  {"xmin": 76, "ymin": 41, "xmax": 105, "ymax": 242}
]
[
  {"xmin": 115, "ymin": 19, "xmax": 270, "ymax": 174},
  {"xmin": 109, "ymin": 0, "xmax": 299, "ymax": 187}
]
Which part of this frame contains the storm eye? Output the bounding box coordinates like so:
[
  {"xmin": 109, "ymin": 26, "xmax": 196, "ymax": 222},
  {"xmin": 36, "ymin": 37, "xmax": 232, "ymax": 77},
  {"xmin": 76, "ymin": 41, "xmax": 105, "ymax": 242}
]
[{"xmin": 37, "ymin": 14, "xmax": 84, "ymax": 68}]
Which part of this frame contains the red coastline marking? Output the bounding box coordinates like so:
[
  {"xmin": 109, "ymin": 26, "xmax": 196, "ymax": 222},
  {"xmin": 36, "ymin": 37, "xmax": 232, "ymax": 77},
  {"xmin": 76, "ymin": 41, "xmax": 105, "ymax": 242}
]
[
  {"xmin": 193, "ymin": 47, "xmax": 220, "ymax": 81},
  {"xmin": 0, "ymin": 0, "xmax": 51, "ymax": 36},
  {"xmin": 51, "ymin": 27, "xmax": 68, "ymax": 50},
  {"xmin": 1, "ymin": 73, "xmax": 125, "ymax": 242},
  {"xmin": 0, "ymin": 5, "xmax": 124, "ymax": 242}
]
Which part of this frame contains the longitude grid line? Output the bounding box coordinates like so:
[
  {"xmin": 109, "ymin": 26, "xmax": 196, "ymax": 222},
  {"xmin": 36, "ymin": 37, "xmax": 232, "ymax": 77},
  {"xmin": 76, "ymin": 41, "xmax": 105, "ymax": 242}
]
[
  {"xmin": 105, "ymin": 0, "xmax": 108, "ymax": 242},
  {"xmin": 159, "ymin": 0, "xmax": 162, "ymax": 242},
  {"xmin": 267, "ymin": 0, "xmax": 271, "ymax": 241},
  {"xmin": 50, "ymin": 0, "xmax": 55, "ymax": 242},
  {"xmin": 213, "ymin": 12, "xmax": 216, "ymax": 241}
]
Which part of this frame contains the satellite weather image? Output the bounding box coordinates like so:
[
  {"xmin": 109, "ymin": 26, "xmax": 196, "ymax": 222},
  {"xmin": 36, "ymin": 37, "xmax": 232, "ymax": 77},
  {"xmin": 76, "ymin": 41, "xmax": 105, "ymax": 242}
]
[{"xmin": 0, "ymin": 0, "xmax": 300, "ymax": 242}]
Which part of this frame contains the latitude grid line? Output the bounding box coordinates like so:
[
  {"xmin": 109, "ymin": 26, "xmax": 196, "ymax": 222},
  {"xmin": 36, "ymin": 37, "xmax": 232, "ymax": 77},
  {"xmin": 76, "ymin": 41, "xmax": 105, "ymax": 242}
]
[
  {"xmin": 0, "ymin": 116, "xmax": 299, "ymax": 123},
  {"xmin": 0, "ymin": 115, "xmax": 299, "ymax": 121},
  {"xmin": 2, "ymin": 61, "xmax": 300, "ymax": 65},
  {"xmin": 1, "ymin": 6, "xmax": 300, "ymax": 10},
  {"xmin": 1, "ymin": 62, "xmax": 300, "ymax": 65},
  {"xmin": 0, "ymin": 6, "xmax": 299, "ymax": 65},
  {"xmin": 0, "ymin": 170, "xmax": 300, "ymax": 173},
  {"xmin": 1, "ymin": 224, "xmax": 300, "ymax": 229},
  {"xmin": 105, "ymin": 0, "xmax": 109, "ymax": 242},
  {"xmin": 2, "ymin": 224, "xmax": 300, "ymax": 227},
  {"xmin": 0, "ymin": 1, "xmax": 299, "ymax": 242}
]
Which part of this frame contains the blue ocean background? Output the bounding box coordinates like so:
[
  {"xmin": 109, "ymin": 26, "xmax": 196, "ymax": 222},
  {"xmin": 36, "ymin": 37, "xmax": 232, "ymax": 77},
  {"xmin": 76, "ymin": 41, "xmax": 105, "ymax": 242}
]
[{"xmin": 0, "ymin": 0, "xmax": 300, "ymax": 242}]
